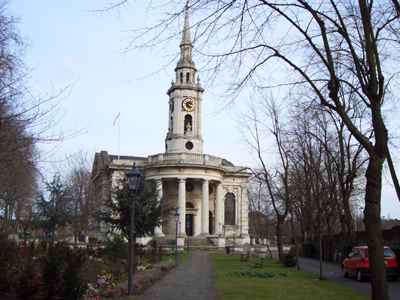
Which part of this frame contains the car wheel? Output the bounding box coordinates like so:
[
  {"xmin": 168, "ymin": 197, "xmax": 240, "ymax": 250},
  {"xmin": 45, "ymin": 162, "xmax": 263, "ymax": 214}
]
[
  {"xmin": 391, "ymin": 275, "xmax": 398, "ymax": 282},
  {"xmin": 342, "ymin": 266, "xmax": 348, "ymax": 278},
  {"xmin": 357, "ymin": 270, "xmax": 365, "ymax": 282}
]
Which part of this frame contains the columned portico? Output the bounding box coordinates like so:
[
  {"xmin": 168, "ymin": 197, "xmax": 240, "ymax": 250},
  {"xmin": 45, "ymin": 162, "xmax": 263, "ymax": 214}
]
[
  {"xmin": 214, "ymin": 182, "xmax": 223, "ymax": 235},
  {"xmin": 201, "ymin": 180, "xmax": 209, "ymax": 234},
  {"xmin": 178, "ymin": 178, "xmax": 186, "ymax": 236},
  {"xmin": 154, "ymin": 179, "xmax": 164, "ymax": 236}
]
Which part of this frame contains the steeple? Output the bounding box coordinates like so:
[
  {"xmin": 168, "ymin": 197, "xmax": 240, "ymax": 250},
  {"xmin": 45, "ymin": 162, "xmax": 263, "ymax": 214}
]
[
  {"xmin": 165, "ymin": 5, "xmax": 205, "ymax": 155},
  {"xmin": 176, "ymin": 6, "xmax": 195, "ymax": 71}
]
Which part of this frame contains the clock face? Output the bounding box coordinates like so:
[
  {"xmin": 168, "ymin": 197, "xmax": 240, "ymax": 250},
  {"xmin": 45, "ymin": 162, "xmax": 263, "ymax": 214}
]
[{"xmin": 182, "ymin": 98, "xmax": 195, "ymax": 112}]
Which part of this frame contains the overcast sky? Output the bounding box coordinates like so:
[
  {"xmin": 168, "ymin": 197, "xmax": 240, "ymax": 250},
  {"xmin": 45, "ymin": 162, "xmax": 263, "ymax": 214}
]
[{"xmin": 9, "ymin": 1, "xmax": 400, "ymax": 219}]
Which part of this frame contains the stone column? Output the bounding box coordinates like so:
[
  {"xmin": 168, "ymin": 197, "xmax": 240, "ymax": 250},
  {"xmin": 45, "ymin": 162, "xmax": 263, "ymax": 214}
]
[
  {"xmin": 201, "ymin": 180, "xmax": 209, "ymax": 235},
  {"xmin": 154, "ymin": 179, "xmax": 164, "ymax": 236},
  {"xmin": 178, "ymin": 178, "xmax": 186, "ymax": 236},
  {"xmin": 214, "ymin": 182, "xmax": 223, "ymax": 235}
]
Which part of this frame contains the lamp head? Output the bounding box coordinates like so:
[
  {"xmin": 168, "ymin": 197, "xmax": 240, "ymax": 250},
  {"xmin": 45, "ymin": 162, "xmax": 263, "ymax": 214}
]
[
  {"xmin": 174, "ymin": 211, "xmax": 180, "ymax": 223},
  {"xmin": 125, "ymin": 162, "xmax": 143, "ymax": 192}
]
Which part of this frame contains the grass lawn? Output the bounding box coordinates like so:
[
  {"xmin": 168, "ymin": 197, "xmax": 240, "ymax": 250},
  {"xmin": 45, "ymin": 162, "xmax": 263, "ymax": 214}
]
[{"xmin": 210, "ymin": 253, "xmax": 370, "ymax": 300}]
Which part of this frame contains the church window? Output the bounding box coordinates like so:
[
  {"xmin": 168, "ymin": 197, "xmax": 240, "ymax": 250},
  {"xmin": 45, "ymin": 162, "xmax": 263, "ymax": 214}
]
[
  {"xmin": 184, "ymin": 114, "xmax": 192, "ymax": 133},
  {"xmin": 186, "ymin": 202, "xmax": 194, "ymax": 208},
  {"xmin": 186, "ymin": 183, "xmax": 194, "ymax": 192},
  {"xmin": 186, "ymin": 72, "xmax": 190, "ymax": 83},
  {"xmin": 180, "ymin": 72, "xmax": 183, "ymax": 83},
  {"xmin": 185, "ymin": 141, "xmax": 194, "ymax": 150},
  {"xmin": 224, "ymin": 193, "xmax": 235, "ymax": 225},
  {"xmin": 170, "ymin": 99, "xmax": 174, "ymax": 112}
]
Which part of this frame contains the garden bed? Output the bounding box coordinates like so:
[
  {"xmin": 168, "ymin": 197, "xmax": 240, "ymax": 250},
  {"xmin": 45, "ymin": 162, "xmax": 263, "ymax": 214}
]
[{"xmin": 0, "ymin": 260, "xmax": 177, "ymax": 300}]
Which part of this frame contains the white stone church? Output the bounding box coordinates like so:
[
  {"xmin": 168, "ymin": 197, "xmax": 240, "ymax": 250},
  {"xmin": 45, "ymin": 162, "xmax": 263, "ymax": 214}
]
[{"xmin": 91, "ymin": 8, "xmax": 251, "ymax": 247}]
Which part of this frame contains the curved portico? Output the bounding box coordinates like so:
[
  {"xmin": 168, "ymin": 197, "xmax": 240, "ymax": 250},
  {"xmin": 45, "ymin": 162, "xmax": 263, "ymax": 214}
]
[{"xmin": 144, "ymin": 153, "xmax": 230, "ymax": 237}]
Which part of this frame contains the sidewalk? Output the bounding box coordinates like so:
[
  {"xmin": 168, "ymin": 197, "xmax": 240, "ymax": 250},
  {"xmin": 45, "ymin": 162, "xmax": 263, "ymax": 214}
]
[{"xmin": 139, "ymin": 252, "xmax": 218, "ymax": 300}]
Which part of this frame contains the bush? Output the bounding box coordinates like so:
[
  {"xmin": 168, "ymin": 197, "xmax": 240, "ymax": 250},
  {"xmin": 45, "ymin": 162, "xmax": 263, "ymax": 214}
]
[
  {"xmin": 40, "ymin": 242, "xmax": 88, "ymax": 300},
  {"xmin": 144, "ymin": 240, "xmax": 161, "ymax": 264},
  {"xmin": 283, "ymin": 249, "xmax": 297, "ymax": 267},
  {"xmin": 40, "ymin": 242, "xmax": 68, "ymax": 299},
  {"xmin": 59, "ymin": 249, "xmax": 87, "ymax": 300},
  {"xmin": 103, "ymin": 234, "xmax": 129, "ymax": 261},
  {"xmin": 301, "ymin": 242, "xmax": 316, "ymax": 257},
  {"xmin": 0, "ymin": 237, "xmax": 20, "ymax": 295},
  {"xmin": 14, "ymin": 242, "xmax": 41, "ymax": 299}
]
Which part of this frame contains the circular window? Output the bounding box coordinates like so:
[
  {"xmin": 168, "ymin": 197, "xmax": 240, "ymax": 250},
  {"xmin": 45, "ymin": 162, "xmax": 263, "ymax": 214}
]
[
  {"xmin": 186, "ymin": 182, "xmax": 194, "ymax": 192},
  {"xmin": 185, "ymin": 141, "xmax": 194, "ymax": 150},
  {"xmin": 209, "ymin": 186, "xmax": 213, "ymax": 195}
]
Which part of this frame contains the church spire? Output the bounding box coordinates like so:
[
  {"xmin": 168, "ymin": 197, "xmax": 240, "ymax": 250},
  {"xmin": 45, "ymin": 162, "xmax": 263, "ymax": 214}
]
[{"xmin": 176, "ymin": 4, "xmax": 195, "ymax": 70}]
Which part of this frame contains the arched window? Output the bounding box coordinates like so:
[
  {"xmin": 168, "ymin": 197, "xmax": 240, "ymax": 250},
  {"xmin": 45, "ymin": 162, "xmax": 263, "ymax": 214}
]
[
  {"xmin": 184, "ymin": 114, "xmax": 192, "ymax": 133},
  {"xmin": 186, "ymin": 72, "xmax": 190, "ymax": 83},
  {"xmin": 186, "ymin": 202, "xmax": 194, "ymax": 208},
  {"xmin": 180, "ymin": 72, "xmax": 183, "ymax": 83},
  {"xmin": 224, "ymin": 193, "xmax": 235, "ymax": 225}
]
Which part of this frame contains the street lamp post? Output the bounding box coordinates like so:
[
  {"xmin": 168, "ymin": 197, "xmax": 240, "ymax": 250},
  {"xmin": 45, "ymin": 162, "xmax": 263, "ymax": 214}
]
[
  {"xmin": 186, "ymin": 221, "xmax": 190, "ymax": 253},
  {"xmin": 125, "ymin": 163, "xmax": 142, "ymax": 298},
  {"xmin": 174, "ymin": 211, "xmax": 180, "ymax": 262}
]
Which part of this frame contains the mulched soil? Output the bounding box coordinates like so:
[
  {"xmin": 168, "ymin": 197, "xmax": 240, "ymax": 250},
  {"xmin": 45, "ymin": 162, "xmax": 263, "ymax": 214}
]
[{"xmin": 0, "ymin": 260, "xmax": 177, "ymax": 300}]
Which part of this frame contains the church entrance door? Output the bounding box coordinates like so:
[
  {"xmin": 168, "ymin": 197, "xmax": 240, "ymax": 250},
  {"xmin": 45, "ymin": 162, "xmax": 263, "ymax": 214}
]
[{"xmin": 186, "ymin": 214, "xmax": 193, "ymax": 236}]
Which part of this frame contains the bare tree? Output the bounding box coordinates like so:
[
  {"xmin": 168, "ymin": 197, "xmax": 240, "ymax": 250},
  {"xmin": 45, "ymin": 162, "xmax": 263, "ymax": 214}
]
[
  {"xmin": 240, "ymin": 99, "xmax": 292, "ymax": 262},
  {"xmin": 248, "ymin": 176, "xmax": 272, "ymax": 240},
  {"xmin": 62, "ymin": 151, "xmax": 96, "ymax": 247}
]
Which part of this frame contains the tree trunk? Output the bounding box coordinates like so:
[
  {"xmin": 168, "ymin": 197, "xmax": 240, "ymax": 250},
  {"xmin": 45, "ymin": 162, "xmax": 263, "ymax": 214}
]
[
  {"xmin": 364, "ymin": 155, "xmax": 389, "ymax": 300},
  {"xmin": 276, "ymin": 216, "xmax": 284, "ymax": 262}
]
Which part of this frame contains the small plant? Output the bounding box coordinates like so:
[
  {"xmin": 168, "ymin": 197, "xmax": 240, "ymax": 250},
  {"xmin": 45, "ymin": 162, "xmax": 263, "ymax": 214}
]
[
  {"xmin": 227, "ymin": 270, "xmax": 276, "ymax": 278},
  {"xmin": 103, "ymin": 234, "xmax": 129, "ymax": 261},
  {"xmin": 283, "ymin": 249, "xmax": 297, "ymax": 267},
  {"xmin": 144, "ymin": 239, "xmax": 159, "ymax": 263}
]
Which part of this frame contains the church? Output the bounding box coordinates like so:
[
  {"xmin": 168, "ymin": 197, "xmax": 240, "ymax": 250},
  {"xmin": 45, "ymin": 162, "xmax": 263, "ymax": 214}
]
[{"xmin": 91, "ymin": 7, "xmax": 251, "ymax": 247}]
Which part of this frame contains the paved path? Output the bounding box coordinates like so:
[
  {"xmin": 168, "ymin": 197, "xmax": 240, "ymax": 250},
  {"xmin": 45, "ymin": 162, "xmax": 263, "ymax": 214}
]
[{"xmin": 139, "ymin": 252, "xmax": 218, "ymax": 300}]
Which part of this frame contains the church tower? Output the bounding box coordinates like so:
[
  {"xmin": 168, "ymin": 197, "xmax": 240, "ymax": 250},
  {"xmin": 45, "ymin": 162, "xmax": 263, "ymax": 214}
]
[{"xmin": 165, "ymin": 6, "xmax": 204, "ymax": 154}]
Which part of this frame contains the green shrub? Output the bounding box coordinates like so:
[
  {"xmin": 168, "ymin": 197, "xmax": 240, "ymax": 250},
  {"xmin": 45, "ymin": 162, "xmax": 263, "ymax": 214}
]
[
  {"xmin": 0, "ymin": 237, "xmax": 19, "ymax": 295},
  {"xmin": 103, "ymin": 234, "xmax": 129, "ymax": 261},
  {"xmin": 59, "ymin": 249, "xmax": 87, "ymax": 300},
  {"xmin": 40, "ymin": 242, "xmax": 87, "ymax": 300},
  {"xmin": 144, "ymin": 240, "xmax": 160, "ymax": 263},
  {"xmin": 14, "ymin": 242, "xmax": 40, "ymax": 299},
  {"xmin": 40, "ymin": 242, "xmax": 68, "ymax": 299},
  {"xmin": 283, "ymin": 249, "xmax": 297, "ymax": 267},
  {"xmin": 301, "ymin": 242, "xmax": 316, "ymax": 257}
]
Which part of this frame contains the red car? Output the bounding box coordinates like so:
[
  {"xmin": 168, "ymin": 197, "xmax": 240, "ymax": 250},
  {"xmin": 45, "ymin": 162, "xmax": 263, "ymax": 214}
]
[{"xmin": 342, "ymin": 246, "xmax": 399, "ymax": 282}]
